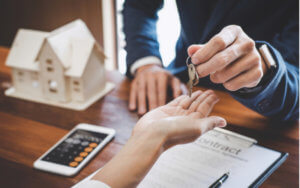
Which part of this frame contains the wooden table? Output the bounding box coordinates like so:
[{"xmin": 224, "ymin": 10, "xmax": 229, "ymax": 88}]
[{"xmin": 0, "ymin": 47, "xmax": 298, "ymax": 187}]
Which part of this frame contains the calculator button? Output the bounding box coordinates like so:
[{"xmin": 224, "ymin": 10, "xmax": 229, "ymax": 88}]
[
  {"xmin": 89, "ymin": 143, "xmax": 98, "ymax": 148},
  {"xmin": 84, "ymin": 147, "xmax": 93, "ymax": 152},
  {"xmin": 80, "ymin": 152, "xmax": 88, "ymax": 157},
  {"xmin": 62, "ymin": 148, "xmax": 69, "ymax": 153},
  {"xmin": 67, "ymin": 144, "xmax": 74, "ymax": 148},
  {"xmin": 72, "ymin": 139, "xmax": 81, "ymax": 144},
  {"xmin": 69, "ymin": 161, "xmax": 78, "ymax": 167},
  {"xmin": 74, "ymin": 157, "xmax": 83, "ymax": 162},
  {"xmin": 81, "ymin": 141, "xmax": 89, "ymax": 146},
  {"xmin": 74, "ymin": 135, "xmax": 82, "ymax": 139},
  {"xmin": 73, "ymin": 151, "xmax": 79, "ymax": 155},
  {"xmin": 65, "ymin": 138, "xmax": 74, "ymax": 143}
]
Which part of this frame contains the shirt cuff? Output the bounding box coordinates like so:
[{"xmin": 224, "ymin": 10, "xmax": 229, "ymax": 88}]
[{"xmin": 130, "ymin": 56, "xmax": 162, "ymax": 75}]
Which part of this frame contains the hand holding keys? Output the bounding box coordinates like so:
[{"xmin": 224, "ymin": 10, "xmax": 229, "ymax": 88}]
[{"xmin": 186, "ymin": 56, "xmax": 199, "ymax": 97}]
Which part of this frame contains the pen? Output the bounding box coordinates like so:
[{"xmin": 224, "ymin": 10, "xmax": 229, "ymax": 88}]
[{"xmin": 209, "ymin": 172, "xmax": 230, "ymax": 188}]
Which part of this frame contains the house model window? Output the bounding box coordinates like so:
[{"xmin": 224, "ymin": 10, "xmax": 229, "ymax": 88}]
[
  {"xmin": 17, "ymin": 71, "xmax": 24, "ymax": 82},
  {"xmin": 47, "ymin": 67, "xmax": 54, "ymax": 72},
  {"xmin": 46, "ymin": 59, "xmax": 52, "ymax": 65},
  {"xmin": 73, "ymin": 81, "xmax": 79, "ymax": 85},
  {"xmin": 4, "ymin": 19, "xmax": 115, "ymax": 111},
  {"xmin": 73, "ymin": 80, "xmax": 80, "ymax": 92}
]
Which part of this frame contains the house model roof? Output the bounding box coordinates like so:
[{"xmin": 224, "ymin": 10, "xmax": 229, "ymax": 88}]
[
  {"xmin": 5, "ymin": 29, "xmax": 49, "ymax": 71},
  {"xmin": 6, "ymin": 19, "xmax": 105, "ymax": 77}
]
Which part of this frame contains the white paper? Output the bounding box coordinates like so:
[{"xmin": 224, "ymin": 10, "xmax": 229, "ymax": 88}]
[{"xmin": 138, "ymin": 129, "xmax": 281, "ymax": 188}]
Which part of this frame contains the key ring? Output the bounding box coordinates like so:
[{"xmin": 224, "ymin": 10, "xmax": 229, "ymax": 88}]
[
  {"xmin": 186, "ymin": 56, "xmax": 193, "ymax": 66},
  {"xmin": 186, "ymin": 56, "xmax": 199, "ymax": 85}
]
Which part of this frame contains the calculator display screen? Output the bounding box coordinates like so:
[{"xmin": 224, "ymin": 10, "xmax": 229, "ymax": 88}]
[{"xmin": 42, "ymin": 129, "xmax": 108, "ymax": 168}]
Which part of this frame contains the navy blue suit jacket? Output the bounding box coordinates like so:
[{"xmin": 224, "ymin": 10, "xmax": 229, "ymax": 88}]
[{"xmin": 123, "ymin": 0, "xmax": 299, "ymax": 121}]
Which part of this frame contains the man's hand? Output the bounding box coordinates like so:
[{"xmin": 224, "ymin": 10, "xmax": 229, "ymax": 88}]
[
  {"xmin": 129, "ymin": 64, "xmax": 187, "ymax": 115},
  {"xmin": 188, "ymin": 25, "xmax": 267, "ymax": 91}
]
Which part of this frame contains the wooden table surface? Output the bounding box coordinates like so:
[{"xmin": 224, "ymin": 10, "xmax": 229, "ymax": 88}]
[{"xmin": 0, "ymin": 47, "xmax": 298, "ymax": 188}]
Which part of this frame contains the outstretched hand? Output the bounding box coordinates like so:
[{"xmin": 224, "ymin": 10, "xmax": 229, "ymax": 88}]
[
  {"xmin": 92, "ymin": 90, "xmax": 226, "ymax": 188},
  {"xmin": 133, "ymin": 90, "xmax": 226, "ymax": 150}
]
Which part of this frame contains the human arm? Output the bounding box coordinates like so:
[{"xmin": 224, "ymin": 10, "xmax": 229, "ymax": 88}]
[
  {"xmin": 123, "ymin": 0, "xmax": 187, "ymax": 114},
  {"xmin": 128, "ymin": 64, "xmax": 187, "ymax": 115},
  {"xmin": 188, "ymin": 13, "xmax": 299, "ymax": 121},
  {"xmin": 83, "ymin": 91, "xmax": 226, "ymax": 187},
  {"xmin": 122, "ymin": 0, "xmax": 163, "ymax": 78}
]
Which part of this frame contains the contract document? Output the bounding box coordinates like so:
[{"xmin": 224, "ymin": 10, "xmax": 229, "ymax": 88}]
[{"xmin": 138, "ymin": 128, "xmax": 287, "ymax": 188}]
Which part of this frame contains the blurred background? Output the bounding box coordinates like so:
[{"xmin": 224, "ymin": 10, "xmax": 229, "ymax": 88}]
[{"xmin": 0, "ymin": 0, "xmax": 180, "ymax": 74}]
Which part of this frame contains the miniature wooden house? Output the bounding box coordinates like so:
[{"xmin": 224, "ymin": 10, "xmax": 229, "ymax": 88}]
[{"xmin": 5, "ymin": 19, "xmax": 114, "ymax": 110}]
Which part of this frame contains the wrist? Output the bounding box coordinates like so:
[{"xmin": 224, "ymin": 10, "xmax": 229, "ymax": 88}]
[
  {"xmin": 136, "ymin": 64, "xmax": 162, "ymax": 74},
  {"xmin": 92, "ymin": 128, "xmax": 165, "ymax": 188},
  {"xmin": 130, "ymin": 127, "xmax": 166, "ymax": 157}
]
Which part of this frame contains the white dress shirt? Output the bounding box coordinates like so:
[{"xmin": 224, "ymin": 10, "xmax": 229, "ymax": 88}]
[{"xmin": 130, "ymin": 56, "xmax": 162, "ymax": 75}]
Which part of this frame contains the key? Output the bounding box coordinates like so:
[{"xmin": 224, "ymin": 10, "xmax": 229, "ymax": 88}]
[
  {"xmin": 186, "ymin": 57, "xmax": 199, "ymax": 97},
  {"xmin": 187, "ymin": 76, "xmax": 193, "ymax": 97}
]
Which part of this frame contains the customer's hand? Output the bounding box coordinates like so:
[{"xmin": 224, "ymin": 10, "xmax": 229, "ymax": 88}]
[
  {"xmin": 188, "ymin": 25, "xmax": 267, "ymax": 91},
  {"xmin": 129, "ymin": 64, "xmax": 187, "ymax": 115},
  {"xmin": 133, "ymin": 90, "xmax": 225, "ymax": 150},
  {"xmin": 92, "ymin": 91, "xmax": 226, "ymax": 188}
]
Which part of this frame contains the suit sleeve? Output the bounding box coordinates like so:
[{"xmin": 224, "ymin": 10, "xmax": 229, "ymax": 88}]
[
  {"xmin": 122, "ymin": 0, "xmax": 163, "ymax": 78},
  {"xmin": 231, "ymin": 11, "xmax": 299, "ymax": 121}
]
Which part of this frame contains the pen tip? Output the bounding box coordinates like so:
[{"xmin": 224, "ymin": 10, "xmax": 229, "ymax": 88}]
[{"xmin": 226, "ymin": 172, "xmax": 230, "ymax": 175}]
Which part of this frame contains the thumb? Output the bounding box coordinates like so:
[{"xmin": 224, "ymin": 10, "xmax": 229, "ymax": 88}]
[
  {"xmin": 197, "ymin": 116, "xmax": 227, "ymax": 134},
  {"xmin": 187, "ymin": 44, "xmax": 203, "ymax": 57}
]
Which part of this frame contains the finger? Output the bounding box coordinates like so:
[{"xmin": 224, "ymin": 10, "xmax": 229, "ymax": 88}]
[
  {"xmin": 210, "ymin": 51, "xmax": 259, "ymax": 84},
  {"xmin": 167, "ymin": 95, "xmax": 186, "ymax": 106},
  {"xmin": 223, "ymin": 66, "xmax": 263, "ymax": 91},
  {"xmin": 137, "ymin": 76, "xmax": 147, "ymax": 115},
  {"xmin": 198, "ymin": 116, "xmax": 227, "ymax": 134},
  {"xmin": 178, "ymin": 90, "xmax": 202, "ymax": 109},
  {"xmin": 171, "ymin": 77, "xmax": 182, "ymax": 98},
  {"xmin": 157, "ymin": 73, "xmax": 168, "ymax": 106},
  {"xmin": 146, "ymin": 74, "xmax": 158, "ymax": 110},
  {"xmin": 129, "ymin": 80, "xmax": 137, "ymax": 111},
  {"xmin": 196, "ymin": 93, "xmax": 219, "ymax": 117},
  {"xmin": 187, "ymin": 44, "xmax": 203, "ymax": 57},
  {"xmin": 196, "ymin": 39, "xmax": 254, "ymax": 78},
  {"xmin": 191, "ymin": 25, "xmax": 242, "ymax": 65},
  {"xmin": 188, "ymin": 90, "xmax": 213, "ymax": 113}
]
